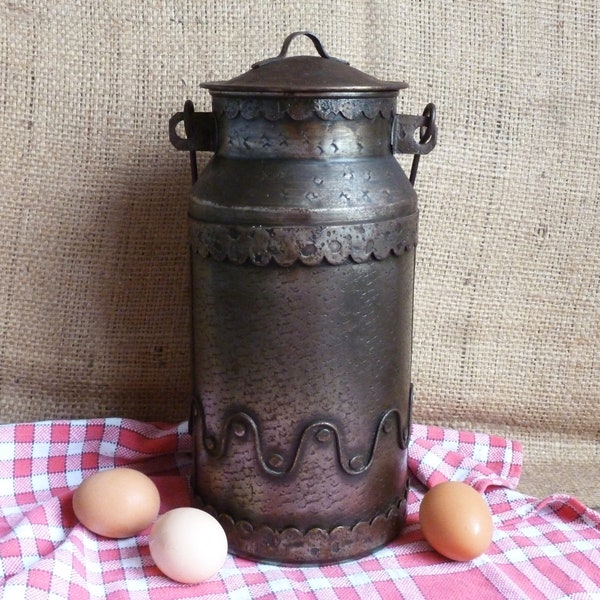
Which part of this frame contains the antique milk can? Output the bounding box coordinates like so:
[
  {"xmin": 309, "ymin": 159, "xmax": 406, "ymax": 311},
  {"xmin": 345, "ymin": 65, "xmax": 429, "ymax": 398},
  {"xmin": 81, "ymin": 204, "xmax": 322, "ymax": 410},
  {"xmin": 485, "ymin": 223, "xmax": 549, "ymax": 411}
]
[{"xmin": 169, "ymin": 31, "xmax": 436, "ymax": 564}]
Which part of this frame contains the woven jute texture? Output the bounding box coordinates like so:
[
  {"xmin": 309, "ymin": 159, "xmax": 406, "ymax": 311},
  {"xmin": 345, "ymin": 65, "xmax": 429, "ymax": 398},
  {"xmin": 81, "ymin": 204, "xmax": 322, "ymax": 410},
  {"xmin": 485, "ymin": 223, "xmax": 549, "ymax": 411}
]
[{"xmin": 1, "ymin": 1, "xmax": 598, "ymax": 505}]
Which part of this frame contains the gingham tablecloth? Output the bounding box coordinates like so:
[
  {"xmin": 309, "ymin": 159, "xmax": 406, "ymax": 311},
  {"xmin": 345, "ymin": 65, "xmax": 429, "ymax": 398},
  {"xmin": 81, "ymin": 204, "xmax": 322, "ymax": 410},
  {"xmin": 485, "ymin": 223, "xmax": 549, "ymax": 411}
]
[{"xmin": 1, "ymin": 419, "xmax": 599, "ymax": 599}]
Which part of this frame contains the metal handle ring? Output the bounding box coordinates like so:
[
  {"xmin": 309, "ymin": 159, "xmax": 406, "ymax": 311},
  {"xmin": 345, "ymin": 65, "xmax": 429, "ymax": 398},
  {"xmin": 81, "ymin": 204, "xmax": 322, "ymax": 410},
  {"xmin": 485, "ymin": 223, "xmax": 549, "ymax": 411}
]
[
  {"xmin": 252, "ymin": 31, "xmax": 348, "ymax": 68},
  {"xmin": 409, "ymin": 103, "xmax": 437, "ymax": 186},
  {"xmin": 418, "ymin": 103, "xmax": 437, "ymax": 145},
  {"xmin": 183, "ymin": 99, "xmax": 199, "ymax": 185}
]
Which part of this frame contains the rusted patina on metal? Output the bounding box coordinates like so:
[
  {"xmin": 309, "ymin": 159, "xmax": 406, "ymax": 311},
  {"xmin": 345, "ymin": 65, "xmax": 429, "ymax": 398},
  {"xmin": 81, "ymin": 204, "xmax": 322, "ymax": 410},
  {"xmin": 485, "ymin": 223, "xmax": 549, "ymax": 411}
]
[{"xmin": 170, "ymin": 31, "xmax": 436, "ymax": 564}]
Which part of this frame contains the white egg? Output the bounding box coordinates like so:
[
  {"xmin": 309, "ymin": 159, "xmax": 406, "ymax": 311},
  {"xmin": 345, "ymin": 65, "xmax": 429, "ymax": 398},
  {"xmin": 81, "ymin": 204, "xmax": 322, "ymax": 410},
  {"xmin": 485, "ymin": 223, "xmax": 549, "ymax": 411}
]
[{"xmin": 149, "ymin": 507, "xmax": 228, "ymax": 584}]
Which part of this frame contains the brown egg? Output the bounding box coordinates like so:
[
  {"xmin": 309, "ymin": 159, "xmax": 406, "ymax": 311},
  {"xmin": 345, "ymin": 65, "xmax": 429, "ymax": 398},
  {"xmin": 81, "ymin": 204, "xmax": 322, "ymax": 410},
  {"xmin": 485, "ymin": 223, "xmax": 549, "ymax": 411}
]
[
  {"xmin": 72, "ymin": 468, "xmax": 161, "ymax": 538},
  {"xmin": 419, "ymin": 481, "xmax": 494, "ymax": 561}
]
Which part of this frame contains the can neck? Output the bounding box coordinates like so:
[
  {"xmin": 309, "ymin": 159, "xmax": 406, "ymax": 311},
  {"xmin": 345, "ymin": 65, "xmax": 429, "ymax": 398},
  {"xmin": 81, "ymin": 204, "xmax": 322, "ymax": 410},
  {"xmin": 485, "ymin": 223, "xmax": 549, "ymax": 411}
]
[{"xmin": 217, "ymin": 114, "xmax": 393, "ymax": 160}]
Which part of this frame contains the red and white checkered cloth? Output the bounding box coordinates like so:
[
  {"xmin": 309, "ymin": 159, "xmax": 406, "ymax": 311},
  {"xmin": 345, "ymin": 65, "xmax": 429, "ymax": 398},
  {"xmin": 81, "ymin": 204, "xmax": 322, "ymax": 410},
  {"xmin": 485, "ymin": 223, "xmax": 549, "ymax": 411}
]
[{"xmin": 1, "ymin": 419, "xmax": 599, "ymax": 599}]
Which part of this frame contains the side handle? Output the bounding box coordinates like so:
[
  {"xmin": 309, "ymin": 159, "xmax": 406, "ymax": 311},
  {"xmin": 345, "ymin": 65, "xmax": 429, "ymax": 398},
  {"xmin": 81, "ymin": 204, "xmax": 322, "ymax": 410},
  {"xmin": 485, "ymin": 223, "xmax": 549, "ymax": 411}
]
[
  {"xmin": 392, "ymin": 103, "xmax": 437, "ymax": 185},
  {"xmin": 169, "ymin": 100, "xmax": 218, "ymax": 184}
]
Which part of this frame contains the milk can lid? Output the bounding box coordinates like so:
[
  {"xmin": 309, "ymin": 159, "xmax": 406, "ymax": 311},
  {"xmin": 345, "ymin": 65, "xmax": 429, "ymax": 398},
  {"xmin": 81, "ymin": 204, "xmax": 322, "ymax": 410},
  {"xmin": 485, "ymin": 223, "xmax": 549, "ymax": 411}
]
[{"xmin": 201, "ymin": 31, "xmax": 408, "ymax": 96}]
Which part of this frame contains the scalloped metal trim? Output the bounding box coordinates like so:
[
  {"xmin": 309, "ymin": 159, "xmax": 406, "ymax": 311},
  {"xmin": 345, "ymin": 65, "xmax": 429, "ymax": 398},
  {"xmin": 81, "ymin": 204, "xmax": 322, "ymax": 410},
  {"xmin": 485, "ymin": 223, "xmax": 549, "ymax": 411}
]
[
  {"xmin": 194, "ymin": 494, "xmax": 407, "ymax": 564},
  {"xmin": 212, "ymin": 96, "xmax": 396, "ymax": 121},
  {"xmin": 189, "ymin": 215, "xmax": 417, "ymax": 267},
  {"xmin": 193, "ymin": 405, "xmax": 410, "ymax": 478}
]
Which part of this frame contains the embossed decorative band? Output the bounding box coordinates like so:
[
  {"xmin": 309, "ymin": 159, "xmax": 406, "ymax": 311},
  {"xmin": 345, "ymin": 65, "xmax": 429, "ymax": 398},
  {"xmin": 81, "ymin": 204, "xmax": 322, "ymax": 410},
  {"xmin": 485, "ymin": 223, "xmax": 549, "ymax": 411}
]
[
  {"xmin": 212, "ymin": 96, "xmax": 396, "ymax": 121},
  {"xmin": 189, "ymin": 214, "xmax": 417, "ymax": 266},
  {"xmin": 193, "ymin": 491, "xmax": 407, "ymax": 564},
  {"xmin": 191, "ymin": 400, "xmax": 410, "ymax": 477}
]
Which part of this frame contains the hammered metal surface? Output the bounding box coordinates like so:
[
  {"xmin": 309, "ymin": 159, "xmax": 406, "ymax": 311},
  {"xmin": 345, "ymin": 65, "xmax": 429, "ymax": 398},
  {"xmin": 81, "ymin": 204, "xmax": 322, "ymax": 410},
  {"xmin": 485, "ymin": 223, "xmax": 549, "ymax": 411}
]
[{"xmin": 190, "ymin": 254, "xmax": 414, "ymax": 561}]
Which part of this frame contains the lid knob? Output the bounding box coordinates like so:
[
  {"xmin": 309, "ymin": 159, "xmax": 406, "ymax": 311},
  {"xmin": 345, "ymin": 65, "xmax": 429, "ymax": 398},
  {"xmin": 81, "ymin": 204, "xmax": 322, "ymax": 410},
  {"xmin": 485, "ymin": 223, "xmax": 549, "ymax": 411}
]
[
  {"xmin": 252, "ymin": 31, "xmax": 349, "ymax": 69},
  {"xmin": 200, "ymin": 32, "xmax": 407, "ymax": 95}
]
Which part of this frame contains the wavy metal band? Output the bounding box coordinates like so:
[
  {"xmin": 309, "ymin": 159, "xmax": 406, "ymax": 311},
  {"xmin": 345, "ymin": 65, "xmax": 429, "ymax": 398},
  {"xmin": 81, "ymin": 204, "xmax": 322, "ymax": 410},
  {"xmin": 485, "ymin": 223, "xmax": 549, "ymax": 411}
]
[
  {"xmin": 189, "ymin": 214, "xmax": 418, "ymax": 266},
  {"xmin": 192, "ymin": 403, "xmax": 411, "ymax": 477},
  {"xmin": 212, "ymin": 96, "xmax": 396, "ymax": 122}
]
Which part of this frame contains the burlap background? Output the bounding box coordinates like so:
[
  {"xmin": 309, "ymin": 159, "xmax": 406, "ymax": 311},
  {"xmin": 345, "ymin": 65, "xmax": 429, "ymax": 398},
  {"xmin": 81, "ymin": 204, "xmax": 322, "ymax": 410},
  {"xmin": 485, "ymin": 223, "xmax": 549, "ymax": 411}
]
[{"xmin": 1, "ymin": 1, "xmax": 598, "ymax": 505}]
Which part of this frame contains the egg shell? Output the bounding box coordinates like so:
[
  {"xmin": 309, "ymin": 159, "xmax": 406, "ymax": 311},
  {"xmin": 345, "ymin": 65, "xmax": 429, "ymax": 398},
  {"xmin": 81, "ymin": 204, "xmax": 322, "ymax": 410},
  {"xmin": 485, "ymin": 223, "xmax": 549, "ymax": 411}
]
[
  {"xmin": 419, "ymin": 481, "xmax": 494, "ymax": 561},
  {"xmin": 149, "ymin": 507, "xmax": 228, "ymax": 584},
  {"xmin": 72, "ymin": 468, "xmax": 160, "ymax": 539}
]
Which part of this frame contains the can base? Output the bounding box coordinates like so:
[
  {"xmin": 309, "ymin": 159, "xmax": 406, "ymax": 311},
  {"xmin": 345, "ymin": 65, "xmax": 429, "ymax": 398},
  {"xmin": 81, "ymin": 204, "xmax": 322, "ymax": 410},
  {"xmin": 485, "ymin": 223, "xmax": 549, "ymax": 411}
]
[{"xmin": 192, "ymin": 492, "xmax": 408, "ymax": 565}]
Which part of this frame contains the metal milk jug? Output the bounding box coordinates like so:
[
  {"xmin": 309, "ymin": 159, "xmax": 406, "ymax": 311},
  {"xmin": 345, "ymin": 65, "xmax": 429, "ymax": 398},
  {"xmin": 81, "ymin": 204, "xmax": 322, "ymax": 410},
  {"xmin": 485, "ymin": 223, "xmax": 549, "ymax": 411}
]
[{"xmin": 169, "ymin": 31, "xmax": 437, "ymax": 564}]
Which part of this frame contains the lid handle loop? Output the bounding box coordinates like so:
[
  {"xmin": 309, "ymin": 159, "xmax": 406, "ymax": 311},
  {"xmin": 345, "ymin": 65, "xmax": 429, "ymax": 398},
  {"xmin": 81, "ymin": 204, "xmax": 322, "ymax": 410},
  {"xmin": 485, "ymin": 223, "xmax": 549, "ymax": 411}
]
[{"xmin": 252, "ymin": 31, "xmax": 349, "ymax": 69}]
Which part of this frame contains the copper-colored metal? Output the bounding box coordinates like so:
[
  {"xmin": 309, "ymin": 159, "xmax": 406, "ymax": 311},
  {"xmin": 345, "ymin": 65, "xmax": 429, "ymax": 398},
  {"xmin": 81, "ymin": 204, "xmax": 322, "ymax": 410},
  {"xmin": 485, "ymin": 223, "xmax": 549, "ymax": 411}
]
[{"xmin": 170, "ymin": 31, "xmax": 436, "ymax": 564}]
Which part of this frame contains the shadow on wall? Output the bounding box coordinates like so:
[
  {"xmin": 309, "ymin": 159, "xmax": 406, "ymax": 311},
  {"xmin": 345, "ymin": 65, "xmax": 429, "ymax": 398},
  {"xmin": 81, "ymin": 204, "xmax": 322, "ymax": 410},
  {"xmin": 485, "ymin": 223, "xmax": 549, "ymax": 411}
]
[
  {"xmin": 0, "ymin": 156, "xmax": 196, "ymax": 423},
  {"xmin": 89, "ymin": 161, "xmax": 194, "ymax": 423}
]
